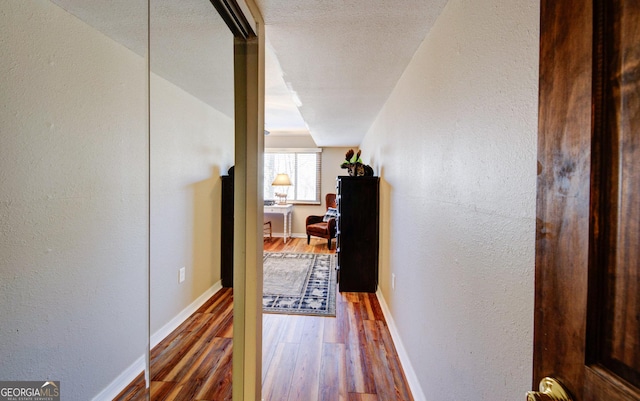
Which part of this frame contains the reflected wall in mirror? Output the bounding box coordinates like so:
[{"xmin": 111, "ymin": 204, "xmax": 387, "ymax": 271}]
[
  {"xmin": 0, "ymin": 1, "xmax": 149, "ymax": 399},
  {"xmin": 1, "ymin": 0, "xmax": 241, "ymax": 398},
  {"xmin": 149, "ymin": 0, "xmax": 235, "ymax": 398}
]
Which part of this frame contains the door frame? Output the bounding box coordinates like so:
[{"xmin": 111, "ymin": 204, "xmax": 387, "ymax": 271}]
[{"xmin": 212, "ymin": 1, "xmax": 265, "ymax": 399}]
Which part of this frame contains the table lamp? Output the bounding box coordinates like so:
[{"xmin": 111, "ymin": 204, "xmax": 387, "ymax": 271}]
[{"xmin": 272, "ymin": 173, "xmax": 291, "ymax": 204}]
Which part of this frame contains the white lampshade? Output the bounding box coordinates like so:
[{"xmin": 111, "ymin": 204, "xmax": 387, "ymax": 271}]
[{"xmin": 271, "ymin": 173, "xmax": 291, "ymax": 186}]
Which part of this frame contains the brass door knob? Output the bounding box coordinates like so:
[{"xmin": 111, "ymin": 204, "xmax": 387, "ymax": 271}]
[{"xmin": 526, "ymin": 377, "xmax": 572, "ymax": 401}]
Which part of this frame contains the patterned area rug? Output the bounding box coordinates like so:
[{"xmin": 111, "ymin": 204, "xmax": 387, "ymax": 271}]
[{"xmin": 263, "ymin": 252, "xmax": 336, "ymax": 316}]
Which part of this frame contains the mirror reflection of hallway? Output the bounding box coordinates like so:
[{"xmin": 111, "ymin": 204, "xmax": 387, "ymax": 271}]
[{"xmin": 148, "ymin": 0, "xmax": 235, "ymax": 398}]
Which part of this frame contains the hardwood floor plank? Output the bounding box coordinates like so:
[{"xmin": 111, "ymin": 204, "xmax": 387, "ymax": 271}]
[
  {"xmin": 287, "ymin": 317, "xmax": 324, "ymax": 401},
  {"xmin": 168, "ymin": 380, "xmax": 202, "ymax": 401},
  {"xmin": 193, "ymin": 339, "xmax": 233, "ymax": 400},
  {"xmin": 338, "ymin": 341, "xmax": 349, "ymax": 401},
  {"xmin": 262, "ymin": 342, "xmax": 299, "ymax": 401},
  {"xmin": 347, "ymin": 393, "xmax": 378, "ymax": 401},
  {"xmin": 347, "ymin": 296, "xmax": 377, "ymax": 394},
  {"xmin": 322, "ymin": 312, "xmax": 339, "ymax": 343},
  {"xmin": 150, "ymin": 313, "xmax": 210, "ymax": 374},
  {"xmin": 280, "ymin": 314, "xmax": 307, "ymax": 343},
  {"xmin": 152, "ymin": 314, "xmax": 218, "ymax": 381},
  {"xmin": 361, "ymin": 293, "xmax": 375, "ymax": 321},
  {"xmin": 367, "ymin": 292, "xmax": 385, "ymax": 321},
  {"xmin": 265, "ymin": 237, "xmax": 335, "ymax": 254},
  {"xmin": 345, "ymin": 300, "xmax": 367, "ymax": 393},
  {"xmin": 113, "ymin": 372, "xmax": 146, "ymax": 401},
  {"xmin": 262, "ymin": 314, "xmax": 287, "ymax": 382},
  {"xmin": 318, "ymin": 342, "xmax": 339, "ymax": 401},
  {"xmin": 158, "ymin": 317, "xmax": 219, "ymax": 382},
  {"xmin": 196, "ymin": 288, "xmax": 233, "ymax": 314},
  {"xmin": 336, "ymin": 292, "xmax": 350, "ymax": 345},
  {"xmin": 377, "ymin": 320, "xmax": 413, "ymax": 401},
  {"xmin": 217, "ymin": 311, "xmax": 233, "ymax": 339},
  {"xmin": 150, "ymin": 381, "xmax": 182, "ymax": 401},
  {"xmin": 364, "ymin": 319, "xmax": 398, "ymax": 400},
  {"xmin": 190, "ymin": 338, "xmax": 232, "ymax": 383},
  {"xmin": 115, "ymin": 238, "xmax": 412, "ymax": 401},
  {"xmin": 319, "ymin": 342, "xmax": 348, "ymax": 401},
  {"xmin": 164, "ymin": 335, "xmax": 218, "ymax": 385}
]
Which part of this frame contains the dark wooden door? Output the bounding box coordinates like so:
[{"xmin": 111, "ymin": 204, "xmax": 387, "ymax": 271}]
[{"xmin": 534, "ymin": 1, "xmax": 640, "ymax": 400}]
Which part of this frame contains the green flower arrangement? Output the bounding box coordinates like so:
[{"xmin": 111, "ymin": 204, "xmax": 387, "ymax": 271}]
[{"xmin": 340, "ymin": 149, "xmax": 373, "ymax": 177}]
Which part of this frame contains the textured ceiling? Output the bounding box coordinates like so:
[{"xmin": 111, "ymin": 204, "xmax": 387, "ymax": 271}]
[
  {"xmin": 48, "ymin": 0, "xmax": 448, "ymax": 146},
  {"xmin": 257, "ymin": 0, "xmax": 448, "ymax": 146},
  {"xmin": 264, "ymin": 41, "xmax": 308, "ymax": 134}
]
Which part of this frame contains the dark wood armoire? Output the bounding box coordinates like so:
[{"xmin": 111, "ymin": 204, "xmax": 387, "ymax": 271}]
[
  {"xmin": 336, "ymin": 176, "xmax": 379, "ymax": 293},
  {"xmin": 220, "ymin": 171, "xmax": 234, "ymax": 288}
]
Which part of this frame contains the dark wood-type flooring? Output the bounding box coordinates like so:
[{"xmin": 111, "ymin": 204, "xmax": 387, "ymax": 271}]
[{"xmin": 115, "ymin": 237, "xmax": 412, "ymax": 400}]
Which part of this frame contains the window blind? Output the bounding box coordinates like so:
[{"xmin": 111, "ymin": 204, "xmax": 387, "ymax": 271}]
[{"xmin": 264, "ymin": 148, "xmax": 322, "ymax": 203}]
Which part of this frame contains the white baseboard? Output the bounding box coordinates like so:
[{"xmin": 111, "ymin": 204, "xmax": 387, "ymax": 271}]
[
  {"xmin": 150, "ymin": 281, "xmax": 223, "ymax": 348},
  {"xmin": 267, "ymin": 233, "xmax": 333, "ymax": 240},
  {"xmin": 93, "ymin": 281, "xmax": 223, "ymax": 400},
  {"xmin": 376, "ymin": 289, "xmax": 426, "ymax": 401},
  {"xmin": 268, "ymin": 232, "xmax": 306, "ymax": 239},
  {"xmin": 91, "ymin": 355, "xmax": 145, "ymax": 401}
]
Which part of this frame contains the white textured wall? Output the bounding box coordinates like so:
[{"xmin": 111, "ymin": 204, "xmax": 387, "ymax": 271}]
[
  {"xmin": 150, "ymin": 74, "xmax": 234, "ymax": 333},
  {"xmin": 360, "ymin": 0, "xmax": 539, "ymax": 400},
  {"xmin": 0, "ymin": 1, "xmax": 147, "ymax": 399}
]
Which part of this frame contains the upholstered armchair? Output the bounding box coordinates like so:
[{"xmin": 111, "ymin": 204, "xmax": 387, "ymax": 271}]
[{"xmin": 305, "ymin": 193, "xmax": 338, "ymax": 249}]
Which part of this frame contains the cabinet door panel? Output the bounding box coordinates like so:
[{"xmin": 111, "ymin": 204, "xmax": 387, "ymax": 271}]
[{"xmin": 337, "ymin": 177, "xmax": 379, "ymax": 293}]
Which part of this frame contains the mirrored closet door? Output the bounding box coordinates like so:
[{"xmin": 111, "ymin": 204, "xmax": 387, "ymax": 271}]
[
  {"xmin": 1, "ymin": 1, "xmax": 260, "ymax": 399},
  {"xmin": 148, "ymin": 1, "xmax": 235, "ymax": 398}
]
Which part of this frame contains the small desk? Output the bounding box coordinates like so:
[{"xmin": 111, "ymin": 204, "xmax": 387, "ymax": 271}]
[{"xmin": 264, "ymin": 204, "xmax": 294, "ymax": 243}]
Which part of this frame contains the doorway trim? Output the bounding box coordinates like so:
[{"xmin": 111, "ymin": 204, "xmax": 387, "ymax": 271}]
[{"xmin": 212, "ymin": 1, "xmax": 265, "ymax": 399}]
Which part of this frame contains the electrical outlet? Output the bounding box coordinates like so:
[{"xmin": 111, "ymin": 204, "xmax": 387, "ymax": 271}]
[
  {"xmin": 179, "ymin": 267, "xmax": 186, "ymax": 283},
  {"xmin": 392, "ymin": 273, "xmax": 396, "ymax": 290}
]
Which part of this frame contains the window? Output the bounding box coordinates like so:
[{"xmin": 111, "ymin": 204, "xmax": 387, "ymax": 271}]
[{"xmin": 264, "ymin": 148, "xmax": 322, "ymax": 203}]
